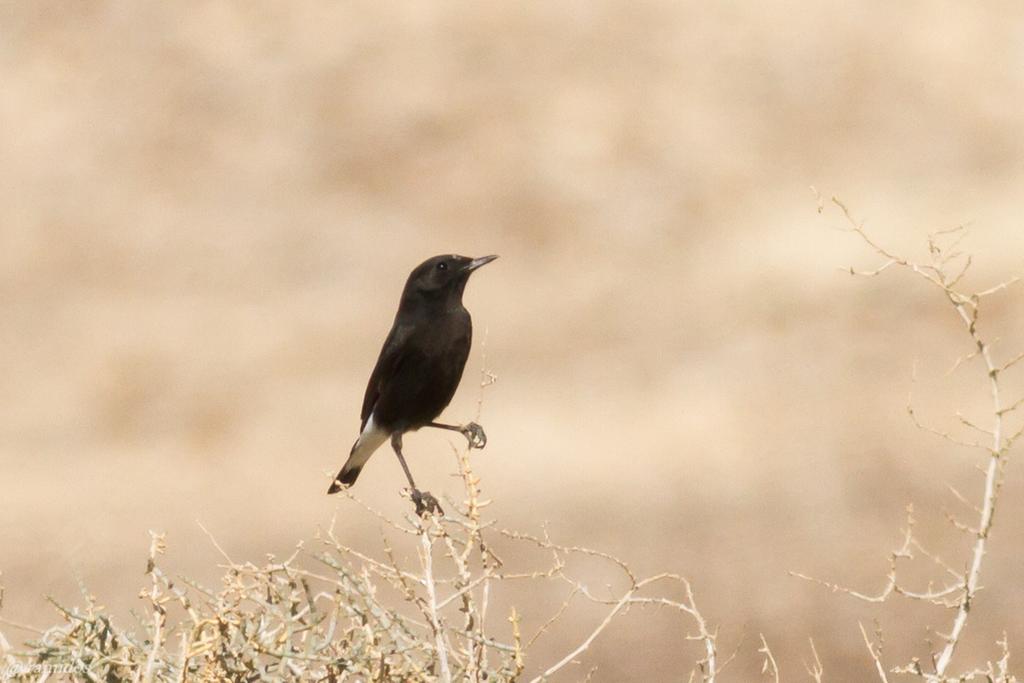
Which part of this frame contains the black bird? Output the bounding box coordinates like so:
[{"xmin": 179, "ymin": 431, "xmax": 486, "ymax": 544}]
[{"xmin": 327, "ymin": 254, "xmax": 498, "ymax": 515}]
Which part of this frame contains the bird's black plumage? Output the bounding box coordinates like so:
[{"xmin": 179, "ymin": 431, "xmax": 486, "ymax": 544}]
[{"xmin": 328, "ymin": 254, "xmax": 497, "ymax": 513}]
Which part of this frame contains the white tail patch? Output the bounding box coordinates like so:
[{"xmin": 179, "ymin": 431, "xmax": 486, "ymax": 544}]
[{"xmin": 344, "ymin": 415, "xmax": 388, "ymax": 472}]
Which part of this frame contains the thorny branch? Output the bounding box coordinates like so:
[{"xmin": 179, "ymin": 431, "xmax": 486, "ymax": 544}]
[{"xmin": 801, "ymin": 193, "xmax": 1022, "ymax": 682}]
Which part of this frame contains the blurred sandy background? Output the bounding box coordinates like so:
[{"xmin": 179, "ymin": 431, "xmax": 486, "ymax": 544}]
[{"xmin": 3, "ymin": 1, "xmax": 1024, "ymax": 679}]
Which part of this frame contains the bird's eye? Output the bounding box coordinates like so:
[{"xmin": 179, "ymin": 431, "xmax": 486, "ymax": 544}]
[{"xmin": 437, "ymin": 262, "xmax": 448, "ymax": 271}]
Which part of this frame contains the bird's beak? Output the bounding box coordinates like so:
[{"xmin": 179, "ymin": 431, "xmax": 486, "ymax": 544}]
[{"xmin": 464, "ymin": 255, "xmax": 499, "ymax": 272}]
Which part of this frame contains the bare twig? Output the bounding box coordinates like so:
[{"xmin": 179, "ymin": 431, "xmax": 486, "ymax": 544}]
[
  {"xmin": 759, "ymin": 633, "xmax": 780, "ymax": 682},
  {"xmin": 859, "ymin": 622, "xmax": 890, "ymax": 683},
  {"xmin": 804, "ymin": 637, "xmax": 824, "ymax": 682},
  {"xmin": 811, "ymin": 196, "xmax": 1021, "ymax": 681}
]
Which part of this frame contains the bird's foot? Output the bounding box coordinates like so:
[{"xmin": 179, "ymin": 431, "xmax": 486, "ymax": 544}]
[
  {"xmin": 460, "ymin": 422, "xmax": 487, "ymax": 449},
  {"xmin": 411, "ymin": 489, "xmax": 444, "ymax": 517}
]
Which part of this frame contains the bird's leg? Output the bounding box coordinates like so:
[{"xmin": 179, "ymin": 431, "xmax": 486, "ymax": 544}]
[
  {"xmin": 426, "ymin": 421, "xmax": 487, "ymax": 449},
  {"xmin": 391, "ymin": 433, "xmax": 417, "ymax": 489},
  {"xmin": 391, "ymin": 432, "xmax": 442, "ymax": 516}
]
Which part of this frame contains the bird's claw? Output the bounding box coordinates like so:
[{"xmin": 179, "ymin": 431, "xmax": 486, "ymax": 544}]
[
  {"xmin": 460, "ymin": 422, "xmax": 487, "ymax": 449},
  {"xmin": 411, "ymin": 489, "xmax": 444, "ymax": 517}
]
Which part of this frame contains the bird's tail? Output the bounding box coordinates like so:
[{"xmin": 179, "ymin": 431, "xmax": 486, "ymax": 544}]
[{"xmin": 327, "ymin": 419, "xmax": 388, "ymax": 494}]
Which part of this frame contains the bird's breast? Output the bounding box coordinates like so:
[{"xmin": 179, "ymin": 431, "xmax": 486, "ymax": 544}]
[{"xmin": 371, "ymin": 310, "xmax": 473, "ymax": 431}]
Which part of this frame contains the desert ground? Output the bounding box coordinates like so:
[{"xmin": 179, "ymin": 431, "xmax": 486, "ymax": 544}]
[{"xmin": 2, "ymin": 2, "xmax": 1024, "ymax": 679}]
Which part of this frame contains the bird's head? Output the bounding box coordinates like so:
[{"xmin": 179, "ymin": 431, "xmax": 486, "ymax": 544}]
[{"xmin": 403, "ymin": 254, "xmax": 498, "ymax": 302}]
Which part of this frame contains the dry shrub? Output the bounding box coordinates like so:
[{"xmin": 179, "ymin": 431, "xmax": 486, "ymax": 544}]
[{"xmin": 0, "ymin": 447, "xmax": 715, "ymax": 682}]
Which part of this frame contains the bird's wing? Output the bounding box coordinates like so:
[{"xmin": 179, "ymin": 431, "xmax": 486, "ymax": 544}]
[{"xmin": 359, "ymin": 322, "xmax": 411, "ymax": 430}]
